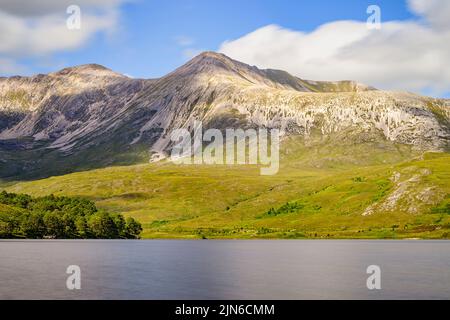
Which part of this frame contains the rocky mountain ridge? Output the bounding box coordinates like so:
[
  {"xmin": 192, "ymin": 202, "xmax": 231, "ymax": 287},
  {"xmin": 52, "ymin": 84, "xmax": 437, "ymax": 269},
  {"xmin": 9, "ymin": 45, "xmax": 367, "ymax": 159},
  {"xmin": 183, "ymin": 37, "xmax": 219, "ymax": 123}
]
[{"xmin": 0, "ymin": 52, "xmax": 448, "ymax": 179}]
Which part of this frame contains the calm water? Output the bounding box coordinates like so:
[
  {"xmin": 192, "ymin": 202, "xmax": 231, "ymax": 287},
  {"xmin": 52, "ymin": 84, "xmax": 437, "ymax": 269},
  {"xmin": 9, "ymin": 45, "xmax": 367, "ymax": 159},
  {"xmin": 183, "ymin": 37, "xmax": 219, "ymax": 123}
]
[{"xmin": 0, "ymin": 240, "xmax": 449, "ymax": 300}]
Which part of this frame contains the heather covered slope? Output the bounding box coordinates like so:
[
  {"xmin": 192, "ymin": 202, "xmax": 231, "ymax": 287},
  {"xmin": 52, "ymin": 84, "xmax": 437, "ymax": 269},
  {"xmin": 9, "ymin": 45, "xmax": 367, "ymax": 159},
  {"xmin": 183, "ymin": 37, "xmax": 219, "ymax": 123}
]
[
  {"xmin": 1, "ymin": 52, "xmax": 449, "ymax": 239},
  {"xmin": 4, "ymin": 139, "xmax": 449, "ymax": 239}
]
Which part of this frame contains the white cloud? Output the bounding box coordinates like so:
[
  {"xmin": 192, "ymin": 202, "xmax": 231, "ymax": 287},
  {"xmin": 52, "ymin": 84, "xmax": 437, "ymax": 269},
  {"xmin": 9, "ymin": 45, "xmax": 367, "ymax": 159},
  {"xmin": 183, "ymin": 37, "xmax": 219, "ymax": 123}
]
[
  {"xmin": 0, "ymin": 0, "xmax": 125, "ymax": 17},
  {"xmin": 219, "ymin": 0, "xmax": 450, "ymax": 96},
  {"xmin": 0, "ymin": 10, "xmax": 118, "ymax": 56},
  {"xmin": 409, "ymin": 0, "xmax": 450, "ymax": 29},
  {"xmin": 0, "ymin": 0, "xmax": 129, "ymax": 73}
]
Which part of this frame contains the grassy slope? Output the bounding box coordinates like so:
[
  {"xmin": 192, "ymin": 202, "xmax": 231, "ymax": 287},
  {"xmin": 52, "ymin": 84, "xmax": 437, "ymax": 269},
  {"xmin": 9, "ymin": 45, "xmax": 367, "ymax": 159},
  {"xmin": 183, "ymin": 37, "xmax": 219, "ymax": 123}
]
[{"xmin": 2, "ymin": 136, "xmax": 450, "ymax": 239}]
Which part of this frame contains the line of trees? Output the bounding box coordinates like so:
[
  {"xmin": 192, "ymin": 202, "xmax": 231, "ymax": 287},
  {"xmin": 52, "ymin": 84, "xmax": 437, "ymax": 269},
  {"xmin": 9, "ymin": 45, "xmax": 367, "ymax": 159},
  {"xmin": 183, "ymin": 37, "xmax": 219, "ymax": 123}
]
[{"xmin": 0, "ymin": 191, "xmax": 142, "ymax": 239}]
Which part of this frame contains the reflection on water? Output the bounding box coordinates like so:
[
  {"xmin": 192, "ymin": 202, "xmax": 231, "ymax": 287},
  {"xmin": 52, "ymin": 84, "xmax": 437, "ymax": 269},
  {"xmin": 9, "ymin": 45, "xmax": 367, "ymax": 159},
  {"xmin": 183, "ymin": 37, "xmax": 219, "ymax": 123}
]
[{"xmin": 0, "ymin": 240, "xmax": 449, "ymax": 300}]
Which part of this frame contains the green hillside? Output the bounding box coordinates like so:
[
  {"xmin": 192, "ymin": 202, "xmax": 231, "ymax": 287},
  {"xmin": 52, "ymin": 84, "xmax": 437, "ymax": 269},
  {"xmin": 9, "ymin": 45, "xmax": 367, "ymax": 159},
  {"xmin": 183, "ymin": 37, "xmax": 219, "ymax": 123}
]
[{"xmin": 2, "ymin": 136, "xmax": 450, "ymax": 239}]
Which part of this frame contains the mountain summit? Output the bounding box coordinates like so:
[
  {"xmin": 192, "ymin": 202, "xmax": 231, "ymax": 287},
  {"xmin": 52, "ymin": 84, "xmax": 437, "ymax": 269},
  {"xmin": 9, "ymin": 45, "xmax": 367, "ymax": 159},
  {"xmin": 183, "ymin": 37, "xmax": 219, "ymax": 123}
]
[
  {"xmin": 166, "ymin": 51, "xmax": 374, "ymax": 92},
  {"xmin": 51, "ymin": 63, "xmax": 125, "ymax": 78},
  {"xmin": 0, "ymin": 52, "xmax": 448, "ymax": 179}
]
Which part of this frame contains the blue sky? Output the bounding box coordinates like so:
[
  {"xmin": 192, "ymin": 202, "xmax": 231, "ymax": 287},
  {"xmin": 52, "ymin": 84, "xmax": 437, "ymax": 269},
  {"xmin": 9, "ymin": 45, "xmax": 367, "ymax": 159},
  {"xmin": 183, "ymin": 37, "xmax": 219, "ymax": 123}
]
[
  {"xmin": 1, "ymin": 0, "xmax": 448, "ymax": 97},
  {"xmin": 19, "ymin": 0, "xmax": 414, "ymax": 78}
]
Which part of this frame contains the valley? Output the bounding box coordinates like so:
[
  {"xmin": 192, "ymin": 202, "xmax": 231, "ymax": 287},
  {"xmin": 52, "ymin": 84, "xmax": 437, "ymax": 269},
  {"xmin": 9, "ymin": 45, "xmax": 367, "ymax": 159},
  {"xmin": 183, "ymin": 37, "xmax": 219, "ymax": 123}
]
[
  {"xmin": 3, "ymin": 139, "xmax": 449, "ymax": 239},
  {"xmin": 0, "ymin": 52, "xmax": 449, "ymax": 239}
]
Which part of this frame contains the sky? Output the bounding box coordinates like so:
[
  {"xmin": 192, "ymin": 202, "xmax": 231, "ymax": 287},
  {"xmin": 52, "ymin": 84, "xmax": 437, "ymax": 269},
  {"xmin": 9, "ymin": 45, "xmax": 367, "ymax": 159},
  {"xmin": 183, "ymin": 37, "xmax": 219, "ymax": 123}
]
[{"xmin": 0, "ymin": 0, "xmax": 448, "ymax": 97}]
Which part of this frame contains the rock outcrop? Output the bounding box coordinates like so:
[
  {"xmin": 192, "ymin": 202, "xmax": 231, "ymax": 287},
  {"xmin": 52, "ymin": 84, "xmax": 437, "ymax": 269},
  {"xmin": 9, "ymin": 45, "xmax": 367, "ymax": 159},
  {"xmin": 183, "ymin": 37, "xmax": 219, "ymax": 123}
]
[{"xmin": 0, "ymin": 52, "xmax": 448, "ymax": 179}]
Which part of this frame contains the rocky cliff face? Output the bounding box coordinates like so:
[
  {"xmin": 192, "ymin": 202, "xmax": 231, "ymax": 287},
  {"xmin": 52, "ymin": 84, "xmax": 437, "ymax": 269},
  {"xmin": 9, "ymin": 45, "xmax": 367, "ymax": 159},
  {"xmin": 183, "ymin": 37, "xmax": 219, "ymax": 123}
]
[
  {"xmin": 0, "ymin": 52, "xmax": 448, "ymax": 179},
  {"xmin": 0, "ymin": 64, "xmax": 148, "ymax": 144}
]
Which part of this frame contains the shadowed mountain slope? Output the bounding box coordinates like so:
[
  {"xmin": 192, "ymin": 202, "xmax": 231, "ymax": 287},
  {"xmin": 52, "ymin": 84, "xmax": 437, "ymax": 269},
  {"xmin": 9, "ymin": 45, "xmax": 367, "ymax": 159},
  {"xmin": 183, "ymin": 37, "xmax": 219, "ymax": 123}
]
[{"xmin": 0, "ymin": 52, "xmax": 448, "ymax": 180}]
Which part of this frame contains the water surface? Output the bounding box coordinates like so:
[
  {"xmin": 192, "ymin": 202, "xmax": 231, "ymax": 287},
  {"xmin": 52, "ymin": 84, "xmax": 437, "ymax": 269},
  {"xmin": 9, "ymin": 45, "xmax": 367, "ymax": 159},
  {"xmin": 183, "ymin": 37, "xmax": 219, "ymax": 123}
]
[{"xmin": 0, "ymin": 240, "xmax": 449, "ymax": 299}]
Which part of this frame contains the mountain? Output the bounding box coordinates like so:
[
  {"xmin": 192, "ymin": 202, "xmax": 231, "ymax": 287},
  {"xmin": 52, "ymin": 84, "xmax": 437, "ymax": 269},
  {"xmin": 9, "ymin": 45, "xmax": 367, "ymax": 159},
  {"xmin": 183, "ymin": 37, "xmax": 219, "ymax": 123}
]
[
  {"xmin": 0, "ymin": 51, "xmax": 449, "ymax": 180},
  {"xmin": 1, "ymin": 52, "xmax": 450, "ymax": 239}
]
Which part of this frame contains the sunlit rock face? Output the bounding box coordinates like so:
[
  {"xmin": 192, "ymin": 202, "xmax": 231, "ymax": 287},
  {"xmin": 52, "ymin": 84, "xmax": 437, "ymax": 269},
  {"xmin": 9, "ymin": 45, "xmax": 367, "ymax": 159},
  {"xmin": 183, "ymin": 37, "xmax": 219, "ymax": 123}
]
[{"xmin": 0, "ymin": 52, "xmax": 448, "ymax": 178}]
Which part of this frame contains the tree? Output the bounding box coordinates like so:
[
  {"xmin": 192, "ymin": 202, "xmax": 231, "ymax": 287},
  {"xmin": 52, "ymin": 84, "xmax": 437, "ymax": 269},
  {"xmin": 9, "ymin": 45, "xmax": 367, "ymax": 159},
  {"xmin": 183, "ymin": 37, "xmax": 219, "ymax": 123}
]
[
  {"xmin": 75, "ymin": 216, "xmax": 89, "ymax": 238},
  {"xmin": 0, "ymin": 211, "xmax": 20, "ymax": 238},
  {"xmin": 62, "ymin": 213, "xmax": 77, "ymax": 238},
  {"xmin": 0, "ymin": 191, "xmax": 141, "ymax": 239},
  {"xmin": 43, "ymin": 212, "xmax": 64, "ymax": 238},
  {"xmin": 0, "ymin": 191, "xmax": 31, "ymax": 208},
  {"xmin": 21, "ymin": 212, "xmax": 45, "ymax": 238},
  {"xmin": 112, "ymin": 214, "xmax": 126, "ymax": 238},
  {"xmin": 125, "ymin": 217, "xmax": 143, "ymax": 239},
  {"xmin": 88, "ymin": 212, "xmax": 118, "ymax": 239}
]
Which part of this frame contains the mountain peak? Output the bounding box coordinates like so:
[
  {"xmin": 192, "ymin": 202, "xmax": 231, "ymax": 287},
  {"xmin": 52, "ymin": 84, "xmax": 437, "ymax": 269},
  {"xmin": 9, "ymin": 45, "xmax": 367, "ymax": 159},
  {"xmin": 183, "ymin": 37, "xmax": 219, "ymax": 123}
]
[
  {"xmin": 174, "ymin": 51, "xmax": 248, "ymax": 75},
  {"xmin": 166, "ymin": 51, "xmax": 285, "ymax": 88},
  {"xmin": 163, "ymin": 51, "xmax": 377, "ymax": 93},
  {"xmin": 194, "ymin": 51, "xmax": 228, "ymax": 59},
  {"xmin": 51, "ymin": 64, "xmax": 124, "ymax": 78},
  {"xmin": 0, "ymin": 51, "xmax": 448, "ymax": 183}
]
